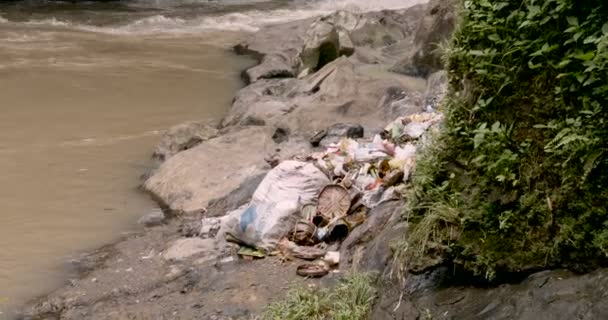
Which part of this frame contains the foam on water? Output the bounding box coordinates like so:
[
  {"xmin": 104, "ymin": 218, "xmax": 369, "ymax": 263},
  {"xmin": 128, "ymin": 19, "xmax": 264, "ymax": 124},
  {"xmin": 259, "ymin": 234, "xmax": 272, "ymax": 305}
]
[
  {"xmin": 110, "ymin": 0, "xmax": 427, "ymax": 34},
  {"xmin": 0, "ymin": 0, "xmax": 427, "ymax": 35}
]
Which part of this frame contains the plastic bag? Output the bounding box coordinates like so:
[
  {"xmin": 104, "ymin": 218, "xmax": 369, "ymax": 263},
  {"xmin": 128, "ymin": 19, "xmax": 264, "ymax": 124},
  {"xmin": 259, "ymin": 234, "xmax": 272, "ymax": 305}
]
[{"xmin": 223, "ymin": 161, "xmax": 330, "ymax": 251}]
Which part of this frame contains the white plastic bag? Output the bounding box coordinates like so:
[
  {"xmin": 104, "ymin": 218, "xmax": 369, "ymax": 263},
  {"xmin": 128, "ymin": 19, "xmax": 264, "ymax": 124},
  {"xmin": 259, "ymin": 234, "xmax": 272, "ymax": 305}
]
[{"xmin": 224, "ymin": 161, "xmax": 330, "ymax": 251}]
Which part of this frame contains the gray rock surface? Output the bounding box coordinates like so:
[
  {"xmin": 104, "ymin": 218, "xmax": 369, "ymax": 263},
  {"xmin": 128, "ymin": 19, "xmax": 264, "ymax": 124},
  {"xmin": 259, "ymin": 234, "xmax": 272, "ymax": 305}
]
[
  {"xmin": 340, "ymin": 201, "xmax": 402, "ymax": 272},
  {"xmin": 243, "ymin": 53, "xmax": 295, "ymax": 84},
  {"xmin": 372, "ymin": 268, "xmax": 608, "ymax": 320},
  {"xmin": 311, "ymin": 123, "xmax": 364, "ymax": 147},
  {"xmin": 205, "ymin": 173, "xmax": 267, "ymax": 218},
  {"xmin": 222, "ymin": 56, "xmax": 427, "ymax": 135},
  {"xmin": 354, "ymin": 202, "xmax": 608, "ymax": 320},
  {"xmin": 152, "ymin": 121, "xmax": 218, "ymax": 162},
  {"xmin": 144, "ymin": 126, "xmax": 311, "ymax": 215},
  {"xmin": 391, "ymin": 0, "xmax": 458, "ymax": 77},
  {"xmin": 297, "ymin": 11, "xmax": 361, "ymax": 77},
  {"xmin": 144, "ymin": 126, "xmax": 274, "ymax": 214}
]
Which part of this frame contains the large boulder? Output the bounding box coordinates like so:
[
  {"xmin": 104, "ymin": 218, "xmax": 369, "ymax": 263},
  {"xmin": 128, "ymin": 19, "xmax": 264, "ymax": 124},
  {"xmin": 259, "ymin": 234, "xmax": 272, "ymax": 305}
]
[
  {"xmin": 234, "ymin": 20, "xmax": 310, "ymax": 85},
  {"xmin": 144, "ymin": 125, "xmax": 312, "ymax": 214},
  {"xmin": 222, "ymin": 57, "xmax": 427, "ymax": 135},
  {"xmin": 144, "ymin": 126, "xmax": 275, "ymax": 214},
  {"xmin": 297, "ymin": 11, "xmax": 360, "ymax": 77},
  {"xmin": 234, "ymin": 8, "xmax": 430, "ymax": 83}
]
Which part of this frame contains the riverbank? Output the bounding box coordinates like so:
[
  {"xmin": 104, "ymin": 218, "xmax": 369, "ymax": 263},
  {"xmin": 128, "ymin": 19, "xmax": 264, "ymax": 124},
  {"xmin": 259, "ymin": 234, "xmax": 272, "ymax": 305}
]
[
  {"xmin": 16, "ymin": 1, "xmax": 608, "ymax": 319},
  {"xmin": 16, "ymin": 2, "xmax": 443, "ymax": 318}
]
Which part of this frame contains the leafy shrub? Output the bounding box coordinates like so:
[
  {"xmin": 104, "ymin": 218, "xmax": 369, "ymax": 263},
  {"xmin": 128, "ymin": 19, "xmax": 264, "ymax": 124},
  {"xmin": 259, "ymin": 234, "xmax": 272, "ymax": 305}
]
[{"xmin": 407, "ymin": 0, "xmax": 608, "ymax": 279}]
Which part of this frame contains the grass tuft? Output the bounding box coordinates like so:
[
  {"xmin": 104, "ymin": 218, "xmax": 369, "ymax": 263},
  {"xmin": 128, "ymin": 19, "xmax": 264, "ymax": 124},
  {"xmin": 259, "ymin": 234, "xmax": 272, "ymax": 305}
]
[{"xmin": 262, "ymin": 273, "xmax": 377, "ymax": 320}]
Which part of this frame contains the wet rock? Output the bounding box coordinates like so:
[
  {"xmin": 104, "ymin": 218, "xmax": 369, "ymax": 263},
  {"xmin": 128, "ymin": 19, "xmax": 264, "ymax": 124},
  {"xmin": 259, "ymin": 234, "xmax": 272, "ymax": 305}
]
[
  {"xmin": 244, "ymin": 53, "xmax": 295, "ymax": 84},
  {"xmin": 312, "ymin": 123, "xmax": 364, "ymax": 147},
  {"xmin": 152, "ymin": 121, "xmax": 218, "ymax": 162},
  {"xmin": 366, "ymin": 225, "xmax": 608, "ymax": 320},
  {"xmin": 357, "ymin": 221, "xmax": 409, "ymax": 273},
  {"xmin": 138, "ymin": 209, "xmax": 166, "ymax": 227}
]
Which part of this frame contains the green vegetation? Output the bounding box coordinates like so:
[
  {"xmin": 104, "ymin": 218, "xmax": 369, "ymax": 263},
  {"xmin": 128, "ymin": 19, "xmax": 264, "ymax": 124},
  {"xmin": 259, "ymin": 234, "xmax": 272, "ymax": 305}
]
[
  {"xmin": 405, "ymin": 0, "xmax": 608, "ymax": 279},
  {"xmin": 262, "ymin": 273, "xmax": 377, "ymax": 320}
]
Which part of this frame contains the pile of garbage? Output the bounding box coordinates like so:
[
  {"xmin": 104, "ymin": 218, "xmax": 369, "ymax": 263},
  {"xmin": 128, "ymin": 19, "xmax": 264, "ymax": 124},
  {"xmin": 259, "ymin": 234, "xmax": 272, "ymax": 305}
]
[{"xmin": 216, "ymin": 112, "xmax": 442, "ymax": 278}]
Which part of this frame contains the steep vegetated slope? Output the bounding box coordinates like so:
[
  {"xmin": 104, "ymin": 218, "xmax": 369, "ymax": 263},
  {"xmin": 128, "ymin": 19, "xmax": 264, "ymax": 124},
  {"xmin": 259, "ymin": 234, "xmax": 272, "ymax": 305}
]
[{"xmin": 406, "ymin": 0, "xmax": 608, "ymax": 279}]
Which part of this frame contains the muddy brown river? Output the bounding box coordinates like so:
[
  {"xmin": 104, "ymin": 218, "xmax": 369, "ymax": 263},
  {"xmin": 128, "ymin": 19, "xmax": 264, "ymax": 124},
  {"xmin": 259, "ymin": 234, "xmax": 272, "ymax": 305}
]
[{"xmin": 0, "ymin": 24, "xmax": 252, "ymax": 314}]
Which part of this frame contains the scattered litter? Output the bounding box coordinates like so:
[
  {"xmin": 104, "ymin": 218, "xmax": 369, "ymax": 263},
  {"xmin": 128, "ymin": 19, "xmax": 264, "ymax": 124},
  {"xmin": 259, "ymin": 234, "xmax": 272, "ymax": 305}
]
[
  {"xmin": 223, "ymin": 111, "xmax": 442, "ymax": 278},
  {"xmin": 199, "ymin": 217, "xmax": 222, "ymax": 239},
  {"xmin": 140, "ymin": 249, "xmax": 156, "ymax": 260},
  {"xmin": 317, "ymin": 184, "xmax": 351, "ymax": 223},
  {"xmin": 277, "ymin": 238, "xmax": 326, "ymax": 261},
  {"xmin": 292, "ymin": 246, "xmax": 327, "ymax": 261},
  {"xmin": 297, "ymin": 262, "xmax": 330, "ymax": 278},
  {"xmin": 301, "ymin": 204, "xmax": 317, "ymax": 221},
  {"xmin": 238, "ymin": 247, "xmax": 266, "ymax": 260},
  {"xmin": 219, "ymin": 256, "xmax": 235, "ymax": 264},
  {"xmin": 291, "ymin": 219, "xmax": 317, "ymax": 246},
  {"xmin": 323, "ymin": 251, "xmax": 340, "ymax": 266}
]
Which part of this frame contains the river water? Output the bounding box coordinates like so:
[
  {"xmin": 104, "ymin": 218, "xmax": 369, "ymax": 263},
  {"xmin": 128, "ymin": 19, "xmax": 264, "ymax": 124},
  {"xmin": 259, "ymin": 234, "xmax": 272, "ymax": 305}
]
[{"xmin": 0, "ymin": 0, "xmax": 425, "ymax": 316}]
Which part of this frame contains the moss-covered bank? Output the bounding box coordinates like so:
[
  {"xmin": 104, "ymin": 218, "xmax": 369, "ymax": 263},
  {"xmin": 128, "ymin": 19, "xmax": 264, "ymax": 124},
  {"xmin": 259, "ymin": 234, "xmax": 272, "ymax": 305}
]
[{"xmin": 407, "ymin": 0, "xmax": 608, "ymax": 278}]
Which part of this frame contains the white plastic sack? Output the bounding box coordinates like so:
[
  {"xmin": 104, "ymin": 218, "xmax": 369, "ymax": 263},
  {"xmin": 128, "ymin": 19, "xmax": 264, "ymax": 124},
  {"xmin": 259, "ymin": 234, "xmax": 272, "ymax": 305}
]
[{"xmin": 224, "ymin": 161, "xmax": 330, "ymax": 251}]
